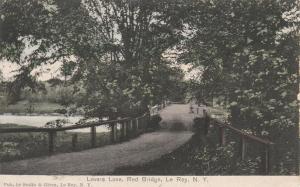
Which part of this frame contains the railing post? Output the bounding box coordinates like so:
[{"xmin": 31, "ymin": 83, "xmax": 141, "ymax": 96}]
[
  {"xmin": 115, "ymin": 123, "xmax": 118, "ymax": 142},
  {"xmin": 124, "ymin": 121, "xmax": 127, "ymax": 138},
  {"xmin": 48, "ymin": 131, "xmax": 56, "ymax": 154},
  {"xmin": 132, "ymin": 119, "xmax": 137, "ymax": 136},
  {"xmin": 142, "ymin": 116, "xmax": 146, "ymax": 132},
  {"xmin": 219, "ymin": 127, "xmax": 225, "ymax": 146},
  {"xmin": 111, "ymin": 123, "xmax": 115, "ymax": 143},
  {"xmin": 240, "ymin": 136, "xmax": 246, "ymax": 160},
  {"xmin": 203, "ymin": 109, "xmax": 209, "ymax": 136},
  {"xmin": 130, "ymin": 120, "xmax": 133, "ymax": 137},
  {"xmin": 72, "ymin": 134, "xmax": 78, "ymax": 151},
  {"xmin": 261, "ymin": 144, "xmax": 273, "ymax": 175},
  {"xmin": 128, "ymin": 120, "xmax": 131, "ymax": 137},
  {"xmin": 136, "ymin": 118, "xmax": 139, "ymax": 131},
  {"xmin": 121, "ymin": 122, "xmax": 126, "ymax": 141},
  {"xmin": 91, "ymin": 126, "xmax": 96, "ymax": 148},
  {"xmin": 146, "ymin": 113, "xmax": 150, "ymax": 131}
]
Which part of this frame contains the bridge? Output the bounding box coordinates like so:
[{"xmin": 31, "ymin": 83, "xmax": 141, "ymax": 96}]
[{"xmin": 0, "ymin": 103, "xmax": 273, "ymax": 175}]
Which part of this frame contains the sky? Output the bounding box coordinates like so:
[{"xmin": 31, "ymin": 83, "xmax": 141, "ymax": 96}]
[
  {"xmin": 0, "ymin": 60, "xmax": 62, "ymax": 81},
  {"xmin": 0, "ymin": 59, "xmax": 198, "ymax": 81},
  {"xmin": 0, "ymin": 0, "xmax": 200, "ymax": 81},
  {"xmin": 0, "ymin": 37, "xmax": 200, "ymax": 81},
  {"xmin": 0, "ymin": 36, "xmax": 62, "ymax": 81}
]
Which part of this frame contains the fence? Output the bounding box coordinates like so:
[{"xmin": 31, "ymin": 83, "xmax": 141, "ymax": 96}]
[
  {"xmin": 0, "ymin": 113, "xmax": 151, "ymax": 155},
  {"xmin": 197, "ymin": 108, "xmax": 274, "ymax": 175},
  {"xmin": 149, "ymin": 101, "xmax": 170, "ymax": 115}
]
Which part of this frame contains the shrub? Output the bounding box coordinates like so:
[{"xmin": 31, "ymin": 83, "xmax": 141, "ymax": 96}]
[
  {"xmin": 45, "ymin": 119, "xmax": 69, "ymax": 128},
  {"xmin": 193, "ymin": 117, "xmax": 208, "ymax": 135},
  {"xmin": 54, "ymin": 108, "xmax": 67, "ymax": 114},
  {"xmin": 147, "ymin": 115, "xmax": 162, "ymax": 130}
]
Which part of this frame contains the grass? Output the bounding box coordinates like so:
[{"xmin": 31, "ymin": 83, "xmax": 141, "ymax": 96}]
[
  {"xmin": 0, "ymin": 123, "xmax": 37, "ymax": 128},
  {"xmin": 0, "ymin": 100, "xmax": 65, "ymax": 114},
  {"xmin": 0, "ymin": 123, "xmax": 111, "ymax": 162},
  {"xmin": 0, "ymin": 123, "xmax": 146, "ymax": 162}
]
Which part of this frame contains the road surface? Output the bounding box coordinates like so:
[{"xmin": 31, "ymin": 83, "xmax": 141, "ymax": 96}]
[{"xmin": 0, "ymin": 104, "xmax": 199, "ymax": 175}]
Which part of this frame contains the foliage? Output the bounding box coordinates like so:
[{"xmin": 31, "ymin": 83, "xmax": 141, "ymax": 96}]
[
  {"xmin": 53, "ymin": 108, "xmax": 67, "ymax": 115},
  {"xmin": 6, "ymin": 71, "xmax": 42, "ymax": 104},
  {"xmin": 0, "ymin": 0, "xmax": 188, "ymax": 119},
  {"xmin": 0, "ymin": 0, "xmax": 101, "ymax": 103},
  {"xmin": 44, "ymin": 119, "xmax": 68, "ymax": 128},
  {"xmin": 193, "ymin": 117, "xmax": 208, "ymax": 134},
  {"xmin": 182, "ymin": 0, "xmax": 299, "ymax": 174},
  {"xmin": 0, "ymin": 100, "xmax": 64, "ymax": 114},
  {"xmin": 113, "ymin": 132, "xmax": 258, "ymax": 175},
  {"xmin": 25, "ymin": 99, "xmax": 35, "ymax": 113},
  {"xmin": 77, "ymin": 0, "xmax": 188, "ymax": 118},
  {"xmin": 0, "ymin": 70, "xmax": 3, "ymax": 82},
  {"xmin": 0, "ymin": 0, "xmax": 298, "ymax": 174},
  {"xmin": 0, "ymin": 123, "xmax": 110, "ymax": 161},
  {"xmin": 147, "ymin": 114, "xmax": 162, "ymax": 130}
]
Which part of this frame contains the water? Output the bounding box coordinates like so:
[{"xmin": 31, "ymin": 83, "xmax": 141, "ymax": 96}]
[{"xmin": 0, "ymin": 114, "xmax": 110, "ymax": 133}]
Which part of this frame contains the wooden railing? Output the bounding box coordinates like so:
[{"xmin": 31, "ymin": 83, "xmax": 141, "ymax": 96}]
[
  {"xmin": 0, "ymin": 113, "xmax": 151, "ymax": 155},
  {"xmin": 149, "ymin": 101, "xmax": 170, "ymax": 115},
  {"xmin": 197, "ymin": 108, "xmax": 274, "ymax": 175}
]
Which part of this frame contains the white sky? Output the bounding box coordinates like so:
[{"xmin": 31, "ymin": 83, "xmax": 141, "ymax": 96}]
[
  {"xmin": 0, "ymin": 35, "xmax": 63, "ymax": 81},
  {"xmin": 0, "ymin": 59, "xmax": 198, "ymax": 81},
  {"xmin": 0, "ymin": 39, "xmax": 199, "ymax": 81},
  {"xmin": 0, "ymin": 60, "xmax": 62, "ymax": 81}
]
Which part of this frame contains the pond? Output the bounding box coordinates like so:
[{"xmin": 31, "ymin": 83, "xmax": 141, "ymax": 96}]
[{"xmin": 0, "ymin": 114, "xmax": 110, "ymax": 133}]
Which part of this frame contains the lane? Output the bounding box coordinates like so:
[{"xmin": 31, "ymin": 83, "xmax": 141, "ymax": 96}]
[
  {"xmin": 160, "ymin": 104, "xmax": 204, "ymax": 130},
  {"xmin": 0, "ymin": 104, "xmax": 195, "ymax": 175}
]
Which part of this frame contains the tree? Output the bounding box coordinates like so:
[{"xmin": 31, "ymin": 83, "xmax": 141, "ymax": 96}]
[
  {"xmin": 78, "ymin": 0, "xmax": 187, "ymax": 118},
  {"xmin": 0, "ymin": 0, "xmax": 187, "ymax": 119},
  {"xmin": 0, "ymin": 70, "xmax": 3, "ymax": 82},
  {"xmin": 182, "ymin": 0, "xmax": 299, "ymax": 174},
  {"xmin": 0, "ymin": 0, "xmax": 103, "ymax": 103}
]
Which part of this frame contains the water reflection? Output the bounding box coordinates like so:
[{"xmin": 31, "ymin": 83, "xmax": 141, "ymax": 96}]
[{"xmin": 0, "ymin": 114, "xmax": 110, "ymax": 133}]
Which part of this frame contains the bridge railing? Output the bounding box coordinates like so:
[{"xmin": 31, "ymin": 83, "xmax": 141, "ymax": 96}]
[
  {"xmin": 198, "ymin": 108, "xmax": 274, "ymax": 175},
  {"xmin": 0, "ymin": 113, "xmax": 151, "ymax": 155},
  {"xmin": 149, "ymin": 100, "xmax": 170, "ymax": 115}
]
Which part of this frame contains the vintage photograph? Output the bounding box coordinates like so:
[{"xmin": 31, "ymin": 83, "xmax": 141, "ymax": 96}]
[{"xmin": 0, "ymin": 0, "xmax": 299, "ymax": 176}]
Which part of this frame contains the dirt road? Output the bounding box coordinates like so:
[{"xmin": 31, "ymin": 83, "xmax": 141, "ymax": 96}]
[{"xmin": 0, "ymin": 104, "xmax": 196, "ymax": 175}]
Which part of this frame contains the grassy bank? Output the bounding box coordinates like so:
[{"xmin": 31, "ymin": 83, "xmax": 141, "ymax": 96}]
[
  {"xmin": 0, "ymin": 123, "xmax": 111, "ymax": 162},
  {"xmin": 0, "ymin": 100, "xmax": 65, "ymax": 114}
]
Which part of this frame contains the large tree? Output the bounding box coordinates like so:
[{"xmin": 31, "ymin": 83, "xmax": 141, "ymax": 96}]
[
  {"xmin": 182, "ymin": 0, "xmax": 299, "ymax": 174},
  {"xmin": 0, "ymin": 0, "xmax": 100, "ymax": 103},
  {"xmin": 0, "ymin": 0, "xmax": 188, "ymax": 118},
  {"xmin": 78, "ymin": 0, "xmax": 187, "ymax": 118}
]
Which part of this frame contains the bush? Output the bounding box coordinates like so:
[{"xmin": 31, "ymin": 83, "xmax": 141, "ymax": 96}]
[
  {"xmin": 0, "ymin": 133, "xmax": 48, "ymax": 162},
  {"xmin": 54, "ymin": 108, "xmax": 67, "ymax": 114},
  {"xmin": 193, "ymin": 117, "xmax": 209, "ymax": 135},
  {"xmin": 147, "ymin": 115, "xmax": 162, "ymax": 130},
  {"xmin": 45, "ymin": 119, "xmax": 69, "ymax": 128},
  {"xmin": 192, "ymin": 142, "xmax": 237, "ymax": 175}
]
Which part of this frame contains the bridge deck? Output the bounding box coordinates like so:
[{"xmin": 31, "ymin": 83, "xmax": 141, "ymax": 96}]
[{"xmin": 0, "ymin": 104, "xmax": 196, "ymax": 175}]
